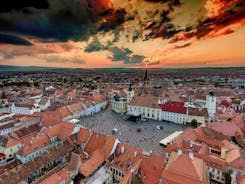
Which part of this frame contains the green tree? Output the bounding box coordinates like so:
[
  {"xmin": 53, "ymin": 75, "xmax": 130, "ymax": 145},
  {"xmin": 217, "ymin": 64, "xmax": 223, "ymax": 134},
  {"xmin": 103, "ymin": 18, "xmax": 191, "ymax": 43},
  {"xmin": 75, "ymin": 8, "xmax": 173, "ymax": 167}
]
[
  {"xmin": 33, "ymin": 82, "xmax": 39, "ymax": 87},
  {"xmin": 227, "ymin": 117, "xmax": 232, "ymax": 122},
  {"xmin": 224, "ymin": 169, "xmax": 232, "ymax": 184},
  {"xmin": 191, "ymin": 119, "xmax": 198, "ymax": 128},
  {"xmin": 1, "ymin": 91, "xmax": 6, "ymax": 99}
]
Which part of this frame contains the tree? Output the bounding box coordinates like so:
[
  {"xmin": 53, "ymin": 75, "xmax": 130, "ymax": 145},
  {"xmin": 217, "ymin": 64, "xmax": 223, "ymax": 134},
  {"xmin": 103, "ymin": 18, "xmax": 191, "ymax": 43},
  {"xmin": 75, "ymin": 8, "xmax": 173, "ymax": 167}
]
[
  {"xmin": 33, "ymin": 81, "xmax": 39, "ymax": 87},
  {"xmin": 224, "ymin": 169, "xmax": 232, "ymax": 184},
  {"xmin": 191, "ymin": 119, "xmax": 198, "ymax": 128},
  {"xmin": 1, "ymin": 91, "xmax": 6, "ymax": 99},
  {"xmin": 227, "ymin": 117, "xmax": 232, "ymax": 122}
]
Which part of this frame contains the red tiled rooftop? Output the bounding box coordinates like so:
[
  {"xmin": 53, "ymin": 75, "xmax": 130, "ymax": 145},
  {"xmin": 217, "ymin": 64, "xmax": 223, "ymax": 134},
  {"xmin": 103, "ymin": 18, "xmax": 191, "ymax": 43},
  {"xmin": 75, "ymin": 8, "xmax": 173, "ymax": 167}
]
[
  {"xmin": 84, "ymin": 132, "xmax": 107, "ymax": 154},
  {"xmin": 141, "ymin": 153, "xmax": 165, "ymax": 184},
  {"xmin": 162, "ymin": 101, "xmax": 187, "ymax": 114},
  {"xmin": 207, "ymin": 122, "xmax": 243, "ymax": 136},
  {"xmin": 162, "ymin": 152, "xmax": 207, "ymax": 184}
]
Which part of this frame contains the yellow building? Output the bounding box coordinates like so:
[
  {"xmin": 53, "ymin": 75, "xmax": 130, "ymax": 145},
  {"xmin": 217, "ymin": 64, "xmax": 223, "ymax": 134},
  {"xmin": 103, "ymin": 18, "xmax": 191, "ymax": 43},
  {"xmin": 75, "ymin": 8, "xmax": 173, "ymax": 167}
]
[
  {"xmin": 0, "ymin": 135, "xmax": 21, "ymax": 162},
  {"xmin": 111, "ymin": 93, "xmax": 127, "ymax": 113}
]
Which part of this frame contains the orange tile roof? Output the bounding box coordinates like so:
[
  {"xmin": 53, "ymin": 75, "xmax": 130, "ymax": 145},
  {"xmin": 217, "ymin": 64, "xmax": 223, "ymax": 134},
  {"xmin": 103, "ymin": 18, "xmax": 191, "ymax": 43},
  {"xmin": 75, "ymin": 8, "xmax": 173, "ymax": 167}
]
[
  {"xmin": 227, "ymin": 150, "xmax": 245, "ymax": 171},
  {"xmin": 111, "ymin": 143, "xmax": 143, "ymax": 173},
  {"xmin": 79, "ymin": 148, "xmax": 105, "ymax": 177},
  {"xmin": 207, "ymin": 122, "xmax": 243, "ymax": 136},
  {"xmin": 56, "ymin": 106, "xmax": 72, "ymax": 119},
  {"xmin": 93, "ymin": 94, "xmax": 106, "ymax": 104},
  {"xmin": 129, "ymin": 94, "xmax": 161, "ymax": 109},
  {"xmin": 40, "ymin": 167, "xmax": 69, "ymax": 184},
  {"xmin": 162, "ymin": 152, "xmax": 206, "ymax": 184},
  {"xmin": 120, "ymin": 159, "xmax": 142, "ymax": 184},
  {"xmin": 141, "ymin": 153, "xmax": 165, "ymax": 184},
  {"xmin": 84, "ymin": 132, "xmax": 107, "ymax": 154},
  {"xmin": 0, "ymin": 135, "xmax": 20, "ymax": 148},
  {"xmin": 79, "ymin": 136, "xmax": 116, "ymax": 177},
  {"xmin": 17, "ymin": 132, "xmax": 50, "ymax": 156},
  {"xmin": 67, "ymin": 102, "xmax": 85, "ymax": 114},
  {"xmin": 58, "ymin": 122, "xmax": 75, "ymax": 140},
  {"xmin": 77, "ymin": 127, "xmax": 90, "ymax": 144}
]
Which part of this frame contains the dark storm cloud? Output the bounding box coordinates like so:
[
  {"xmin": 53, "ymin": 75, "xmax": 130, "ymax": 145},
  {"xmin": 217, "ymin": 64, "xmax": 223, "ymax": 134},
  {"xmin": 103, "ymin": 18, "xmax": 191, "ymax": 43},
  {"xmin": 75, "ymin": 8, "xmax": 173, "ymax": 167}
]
[
  {"xmin": 144, "ymin": 0, "xmax": 181, "ymax": 6},
  {"xmin": 0, "ymin": 33, "xmax": 32, "ymax": 45},
  {"xmin": 0, "ymin": 0, "xmax": 49, "ymax": 12},
  {"xmin": 0, "ymin": 0, "xmax": 116, "ymax": 42},
  {"xmin": 182, "ymin": 0, "xmax": 245, "ymax": 40},
  {"xmin": 144, "ymin": 23, "xmax": 181, "ymax": 40},
  {"xmin": 142, "ymin": 10, "xmax": 182, "ymax": 41},
  {"xmin": 84, "ymin": 39, "xmax": 105, "ymax": 52},
  {"xmin": 108, "ymin": 47, "xmax": 144, "ymax": 64},
  {"xmin": 98, "ymin": 8, "xmax": 127, "ymax": 31}
]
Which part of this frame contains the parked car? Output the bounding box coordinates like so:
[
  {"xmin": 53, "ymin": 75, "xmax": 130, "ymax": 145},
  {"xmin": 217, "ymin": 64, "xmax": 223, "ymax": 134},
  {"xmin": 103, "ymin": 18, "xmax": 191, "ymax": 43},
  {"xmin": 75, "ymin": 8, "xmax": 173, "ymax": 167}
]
[{"xmin": 156, "ymin": 125, "xmax": 163, "ymax": 130}]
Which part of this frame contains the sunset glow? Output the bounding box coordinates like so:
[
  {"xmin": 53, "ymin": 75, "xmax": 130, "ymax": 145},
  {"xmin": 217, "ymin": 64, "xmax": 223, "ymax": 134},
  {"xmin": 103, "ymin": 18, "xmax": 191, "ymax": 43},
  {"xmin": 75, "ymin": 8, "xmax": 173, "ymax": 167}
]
[{"xmin": 0, "ymin": 0, "xmax": 244, "ymax": 68}]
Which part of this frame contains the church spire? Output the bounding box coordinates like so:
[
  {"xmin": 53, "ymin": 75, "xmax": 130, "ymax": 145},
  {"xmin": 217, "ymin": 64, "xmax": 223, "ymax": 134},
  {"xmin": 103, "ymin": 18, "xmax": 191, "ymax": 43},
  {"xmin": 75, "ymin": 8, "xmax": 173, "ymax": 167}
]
[
  {"xmin": 144, "ymin": 68, "xmax": 148, "ymax": 81},
  {"xmin": 129, "ymin": 81, "xmax": 132, "ymax": 91}
]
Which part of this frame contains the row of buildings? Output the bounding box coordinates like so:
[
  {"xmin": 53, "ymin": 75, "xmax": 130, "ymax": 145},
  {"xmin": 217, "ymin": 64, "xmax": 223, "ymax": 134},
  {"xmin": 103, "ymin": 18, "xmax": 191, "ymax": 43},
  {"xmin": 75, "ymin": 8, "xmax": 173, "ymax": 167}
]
[
  {"xmin": 111, "ymin": 70, "xmax": 216, "ymax": 124},
  {"xmin": 0, "ymin": 114, "xmax": 244, "ymax": 184}
]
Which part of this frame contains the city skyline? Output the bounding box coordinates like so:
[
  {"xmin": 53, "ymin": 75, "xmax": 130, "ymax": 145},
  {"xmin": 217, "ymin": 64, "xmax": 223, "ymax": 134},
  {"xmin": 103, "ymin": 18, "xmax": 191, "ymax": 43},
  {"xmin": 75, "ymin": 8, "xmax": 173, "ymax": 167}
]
[{"xmin": 0, "ymin": 0, "xmax": 245, "ymax": 68}]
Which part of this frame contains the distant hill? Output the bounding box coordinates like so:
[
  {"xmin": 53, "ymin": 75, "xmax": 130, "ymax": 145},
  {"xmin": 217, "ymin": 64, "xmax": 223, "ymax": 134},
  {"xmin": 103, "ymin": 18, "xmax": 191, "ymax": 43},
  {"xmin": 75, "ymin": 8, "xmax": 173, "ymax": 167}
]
[
  {"xmin": 0, "ymin": 65, "xmax": 244, "ymax": 72},
  {"xmin": 0, "ymin": 65, "xmax": 57, "ymax": 71}
]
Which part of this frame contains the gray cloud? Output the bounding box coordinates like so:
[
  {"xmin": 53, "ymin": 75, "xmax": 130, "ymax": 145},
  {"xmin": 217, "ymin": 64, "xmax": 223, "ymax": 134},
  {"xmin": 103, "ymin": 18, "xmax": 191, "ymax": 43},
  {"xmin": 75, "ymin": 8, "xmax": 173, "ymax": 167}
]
[
  {"xmin": 72, "ymin": 58, "xmax": 86, "ymax": 64},
  {"xmin": 45, "ymin": 56, "xmax": 85, "ymax": 65},
  {"xmin": 0, "ymin": 33, "xmax": 32, "ymax": 45},
  {"xmin": 85, "ymin": 38, "xmax": 105, "ymax": 52},
  {"xmin": 108, "ymin": 46, "xmax": 144, "ymax": 64}
]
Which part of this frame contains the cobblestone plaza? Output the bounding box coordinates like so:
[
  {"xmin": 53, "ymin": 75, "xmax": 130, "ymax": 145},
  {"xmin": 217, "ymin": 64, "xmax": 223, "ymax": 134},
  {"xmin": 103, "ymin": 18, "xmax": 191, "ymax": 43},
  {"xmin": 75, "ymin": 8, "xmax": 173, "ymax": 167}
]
[{"xmin": 79, "ymin": 108, "xmax": 188, "ymax": 154}]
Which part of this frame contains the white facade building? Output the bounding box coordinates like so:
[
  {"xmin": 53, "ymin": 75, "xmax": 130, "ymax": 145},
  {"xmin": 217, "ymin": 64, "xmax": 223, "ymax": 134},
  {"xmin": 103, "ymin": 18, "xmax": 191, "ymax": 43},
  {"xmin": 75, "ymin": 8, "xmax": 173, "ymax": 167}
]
[{"xmin": 206, "ymin": 93, "xmax": 216, "ymax": 121}]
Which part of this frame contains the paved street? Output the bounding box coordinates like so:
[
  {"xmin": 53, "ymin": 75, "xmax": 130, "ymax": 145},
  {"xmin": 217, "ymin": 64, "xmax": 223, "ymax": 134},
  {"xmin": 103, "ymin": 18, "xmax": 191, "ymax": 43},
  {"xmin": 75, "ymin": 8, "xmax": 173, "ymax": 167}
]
[{"xmin": 79, "ymin": 108, "xmax": 188, "ymax": 155}]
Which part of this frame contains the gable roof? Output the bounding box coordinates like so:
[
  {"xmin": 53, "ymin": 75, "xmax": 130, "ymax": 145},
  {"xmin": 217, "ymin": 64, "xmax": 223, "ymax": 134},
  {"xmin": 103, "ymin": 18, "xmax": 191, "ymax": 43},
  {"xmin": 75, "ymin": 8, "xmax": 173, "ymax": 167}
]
[
  {"xmin": 84, "ymin": 132, "xmax": 107, "ymax": 154},
  {"xmin": 207, "ymin": 122, "xmax": 243, "ymax": 136},
  {"xmin": 129, "ymin": 94, "xmax": 161, "ymax": 109},
  {"xmin": 162, "ymin": 152, "xmax": 205, "ymax": 184},
  {"xmin": 162, "ymin": 101, "xmax": 187, "ymax": 114}
]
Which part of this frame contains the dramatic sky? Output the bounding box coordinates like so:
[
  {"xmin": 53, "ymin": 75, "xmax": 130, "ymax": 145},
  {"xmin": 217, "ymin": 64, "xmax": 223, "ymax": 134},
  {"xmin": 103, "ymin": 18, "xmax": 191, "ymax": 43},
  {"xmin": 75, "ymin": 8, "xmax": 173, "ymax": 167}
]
[{"xmin": 0, "ymin": 0, "xmax": 244, "ymax": 68}]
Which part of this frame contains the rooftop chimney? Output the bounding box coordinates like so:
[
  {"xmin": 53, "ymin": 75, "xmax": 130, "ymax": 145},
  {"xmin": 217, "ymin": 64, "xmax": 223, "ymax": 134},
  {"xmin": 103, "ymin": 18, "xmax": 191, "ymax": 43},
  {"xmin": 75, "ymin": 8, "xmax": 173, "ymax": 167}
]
[
  {"xmin": 177, "ymin": 149, "xmax": 182, "ymax": 156},
  {"xmin": 121, "ymin": 146, "xmax": 125, "ymax": 154},
  {"xmin": 134, "ymin": 151, "xmax": 137, "ymax": 158},
  {"xmin": 189, "ymin": 152, "xmax": 194, "ymax": 160}
]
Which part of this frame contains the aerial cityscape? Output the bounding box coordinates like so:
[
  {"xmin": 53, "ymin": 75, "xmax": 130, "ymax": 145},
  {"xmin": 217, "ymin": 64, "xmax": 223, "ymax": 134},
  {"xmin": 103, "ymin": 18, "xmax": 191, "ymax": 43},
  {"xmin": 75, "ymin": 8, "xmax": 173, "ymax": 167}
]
[{"xmin": 0, "ymin": 0, "xmax": 245, "ymax": 184}]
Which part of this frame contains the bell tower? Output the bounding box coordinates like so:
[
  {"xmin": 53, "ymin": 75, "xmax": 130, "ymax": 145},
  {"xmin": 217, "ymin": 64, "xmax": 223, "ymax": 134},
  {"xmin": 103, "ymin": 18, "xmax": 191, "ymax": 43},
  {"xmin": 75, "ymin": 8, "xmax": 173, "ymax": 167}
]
[{"xmin": 127, "ymin": 82, "xmax": 134, "ymax": 103}]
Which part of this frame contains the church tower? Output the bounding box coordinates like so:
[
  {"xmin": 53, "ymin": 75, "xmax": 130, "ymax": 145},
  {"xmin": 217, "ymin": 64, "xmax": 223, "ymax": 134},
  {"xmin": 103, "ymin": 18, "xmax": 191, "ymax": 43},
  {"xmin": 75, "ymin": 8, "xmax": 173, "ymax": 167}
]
[
  {"xmin": 206, "ymin": 92, "xmax": 216, "ymax": 121},
  {"xmin": 127, "ymin": 82, "xmax": 134, "ymax": 103},
  {"xmin": 143, "ymin": 68, "xmax": 150, "ymax": 88}
]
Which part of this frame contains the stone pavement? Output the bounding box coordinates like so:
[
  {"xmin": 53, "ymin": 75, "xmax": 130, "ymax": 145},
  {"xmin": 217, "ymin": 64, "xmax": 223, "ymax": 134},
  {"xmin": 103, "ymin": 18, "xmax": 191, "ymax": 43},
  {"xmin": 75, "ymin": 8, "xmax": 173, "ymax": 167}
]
[{"xmin": 79, "ymin": 108, "xmax": 188, "ymax": 154}]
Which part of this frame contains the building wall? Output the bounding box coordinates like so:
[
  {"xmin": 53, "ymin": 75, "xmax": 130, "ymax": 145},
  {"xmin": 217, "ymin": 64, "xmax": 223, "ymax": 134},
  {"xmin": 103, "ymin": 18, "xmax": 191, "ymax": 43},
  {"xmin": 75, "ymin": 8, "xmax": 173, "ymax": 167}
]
[
  {"xmin": 39, "ymin": 100, "xmax": 51, "ymax": 111},
  {"xmin": 111, "ymin": 99, "xmax": 127, "ymax": 113},
  {"xmin": 0, "ymin": 127, "xmax": 16, "ymax": 136},
  {"xmin": 162, "ymin": 111, "xmax": 187, "ymax": 124},
  {"xmin": 11, "ymin": 104, "xmax": 41, "ymax": 115},
  {"xmin": 188, "ymin": 115, "xmax": 205, "ymax": 124},
  {"xmin": 95, "ymin": 101, "xmax": 107, "ymax": 113},
  {"xmin": 0, "ymin": 143, "xmax": 21, "ymax": 162},
  {"xmin": 128, "ymin": 105, "xmax": 162, "ymax": 121},
  {"xmin": 16, "ymin": 139, "xmax": 58, "ymax": 163},
  {"xmin": 209, "ymin": 167, "xmax": 225, "ymax": 183},
  {"xmin": 206, "ymin": 95, "xmax": 216, "ymax": 121},
  {"xmin": 109, "ymin": 166, "xmax": 124, "ymax": 182}
]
